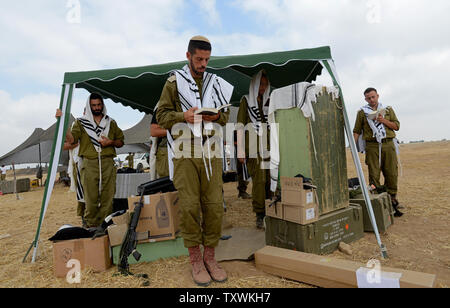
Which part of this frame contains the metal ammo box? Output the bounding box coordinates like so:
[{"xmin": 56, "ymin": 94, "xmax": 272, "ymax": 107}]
[
  {"xmin": 265, "ymin": 205, "xmax": 364, "ymax": 255},
  {"xmin": 350, "ymin": 192, "xmax": 395, "ymax": 233}
]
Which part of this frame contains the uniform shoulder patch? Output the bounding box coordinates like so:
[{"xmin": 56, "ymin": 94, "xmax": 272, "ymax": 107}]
[{"xmin": 168, "ymin": 75, "xmax": 176, "ymax": 83}]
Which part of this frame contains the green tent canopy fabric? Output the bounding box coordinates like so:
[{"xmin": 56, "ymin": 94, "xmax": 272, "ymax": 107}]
[{"xmin": 64, "ymin": 46, "xmax": 331, "ymax": 114}]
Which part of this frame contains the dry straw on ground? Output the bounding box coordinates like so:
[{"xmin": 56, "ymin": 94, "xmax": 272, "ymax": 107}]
[{"xmin": 0, "ymin": 141, "xmax": 449, "ymax": 288}]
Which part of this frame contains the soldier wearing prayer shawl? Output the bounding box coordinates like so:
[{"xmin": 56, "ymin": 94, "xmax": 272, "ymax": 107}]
[
  {"xmin": 236, "ymin": 70, "xmax": 272, "ymax": 229},
  {"xmin": 353, "ymin": 87, "xmax": 404, "ymax": 217},
  {"xmin": 57, "ymin": 93, "xmax": 124, "ymax": 227},
  {"xmin": 156, "ymin": 36, "xmax": 232, "ymax": 287}
]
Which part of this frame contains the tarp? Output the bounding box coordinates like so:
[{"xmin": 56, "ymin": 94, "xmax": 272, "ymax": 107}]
[
  {"xmin": 64, "ymin": 46, "xmax": 330, "ymax": 114},
  {"xmin": 0, "ymin": 115, "xmax": 76, "ymax": 166},
  {"xmin": 26, "ymin": 46, "xmax": 387, "ymax": 262}
]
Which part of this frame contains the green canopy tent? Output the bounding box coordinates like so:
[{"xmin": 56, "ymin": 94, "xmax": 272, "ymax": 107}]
[{"xmin": 24, "ymin": 46, "xmax": 387, "ymax": 263}]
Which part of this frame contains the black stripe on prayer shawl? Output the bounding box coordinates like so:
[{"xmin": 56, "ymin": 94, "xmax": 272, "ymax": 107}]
[
  {"xmin": 292, "ymin": 85, "xmax": 298, "ymax": 109},
  {"xmin": 298, "ymin": 84, "xmax": 315, "ymax": 109},
  {"xmin": 78, "ymin": 118, "xmax": 96, "ymax": 131},
  {"xmin": 249, "ymin": 106, "xmax": 262, "ymax": 121},
  {"xmin": 203, "ymin": 73, "xmax": 213, "ymax": 97},
  {"xmin": 214, "ymin": 79, "xmax": 228, "ymax": 107},
  {"xmin": 213, "ymin": 84, "xmax": 226, "ymax": 108},
  {"xmin": 75, "ymin": 164, "xmax": 84, "ymax": 201},
  {"xmin": 177, "ymin": 70, "xmax": 195, "ymax": 85},
  {"xmin": 178, "ymin": 91, "xmax": 193, "ymax": 111}
]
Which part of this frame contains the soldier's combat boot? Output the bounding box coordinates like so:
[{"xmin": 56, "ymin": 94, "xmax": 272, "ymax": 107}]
[
  {"xmin": 203, "ymin": 246, "xmax": 227, "ymax": 283},
  {"xmin": 256, "ymin": 213, "xmax": 265, "ymax": 230},
  {"xmin": 188, "ymin": 246, "xmax": 211, "ymax": 287},
  {"xmin": 390, "ymin": 194, "xmax": 404, "ymax": 217},
  {"xmin": 238, "ymin": 191, "xmax": 252, "ymax": 199}
]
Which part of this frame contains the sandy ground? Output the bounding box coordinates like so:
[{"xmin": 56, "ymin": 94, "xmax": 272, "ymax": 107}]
[{"xmin": 0, "ymin": 141, "xmax": 448, "ymax": 288}]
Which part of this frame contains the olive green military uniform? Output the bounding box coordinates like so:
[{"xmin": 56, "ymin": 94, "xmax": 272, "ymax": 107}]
[
  {"xmin": 237, "ymin": 96, "xmax": 271, "ymax": 215},
  {"xmin": 353, "ymin": 106, "xmax": 400, "ymax": 195},
  {"xmin": 126, "ymin": 153, "xmax": 134, "ymax": 169},
  {"xmin": 151, "ymin": 112, "xmax": 170, "ymax": 178},
  {"xmin": 71, "ymin": 119, "xmax": 124, "ymax": 227},
  {"xmin": 156, "ymin": 75, "xmax": 230, "ymax": 248}
]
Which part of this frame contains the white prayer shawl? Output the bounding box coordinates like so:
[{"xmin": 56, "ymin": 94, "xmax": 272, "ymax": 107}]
[
  {"xmin": 359, "ymin": 104, "xmax": 403, "ymax": 175},
  {"xmin": 149, "ymin": 103, "xmax": 160, "ymax": 181},
  {"xmin": 68, "ymin": 122, "xmax": 85, "ymax": 203},
  {"xmin": 244, "ymin": 70, "xmax": 271, "ymax": 137},
  {"xmin": 77, "ymin": 96, "xmax": 112, "ymax": 203},
  {"xmin": 174, "ymin": 65, "xmax": 233, "ymax": 137},
  {"xmin": 268, "ymin": 83, "xmax": 337, "ymax": 192},
  {"xmin": 167, "ymin": 65, "xmax": 233, "ymax": 181},
  {"xmin": 361, "ymin": 103, "xmax": 387, "ymax": 144},
  {"xmin": 360, "ymin": 103, "xmax": 387, "ymax": 167},
  {"xmin": 149, "ymin": 136, "xmax": 158, "ymax": 181}
]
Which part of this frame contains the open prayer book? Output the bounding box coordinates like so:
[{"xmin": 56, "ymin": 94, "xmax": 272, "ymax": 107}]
[
  {"xmin": 194, "ymin": 104, "xmax": 231, "ymax": 116},
  {"xmin": 367, "ymin": 108, "xmax": 386, "ymax": 121}
]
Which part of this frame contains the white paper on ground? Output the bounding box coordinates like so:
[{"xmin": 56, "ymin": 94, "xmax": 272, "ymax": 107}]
[{"xmin": 356, "ymin": 267, "xmax": 402, "ymax": 288}]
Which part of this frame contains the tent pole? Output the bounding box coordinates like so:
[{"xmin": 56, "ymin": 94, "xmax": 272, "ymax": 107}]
[
  {"xmin": 12, "ymin": 162, "xmax": 19, "ymax": 200},
  {"xmin": 39, "ymin": 143, "xmax": 42, "ymax": 187},
  {"xmin": 321, "ymin": 60, "xmax": 388, "ymax": 259},
  {"xmin": 23, "ymin": 83, "xmax": 74, "ymax": 263}
]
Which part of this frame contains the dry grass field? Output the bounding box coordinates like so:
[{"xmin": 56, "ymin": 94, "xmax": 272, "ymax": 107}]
[{"xmin": 0, "ymin": 141, "xmax": 448, "ymax": 288}]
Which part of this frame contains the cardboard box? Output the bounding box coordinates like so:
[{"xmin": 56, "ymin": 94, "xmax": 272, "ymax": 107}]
[
  {"xmin": 112, "ymin": 211, "xmax": 131, "ymax": 226},
  {"xmin": 283, "ymin": 202, "xmax": 319, "ymax": 225},
  {"xmin": 265, "ymin": 199, "xmax": 283, "ymax": 219},
  {"xmin": 107, "ymin": 221, "xmax": 152, "ymax": 247},
  {"xmin": 281, "ymin": 177, "xmax": 317, "ymax": 207},
  {"xmin": 255, "ymin": 246, "xmax": 436, "ymax": 288},
  {"xmin": 107, "ymin": 224, "xmax": 128, "ymax": 247},
  {"xmin": 128, "ymin": 191, "xmax": 180, "ymax": 243},
  {"xmin": 52, "ymin": 235, "xmax": 112, "ymax": 278}
]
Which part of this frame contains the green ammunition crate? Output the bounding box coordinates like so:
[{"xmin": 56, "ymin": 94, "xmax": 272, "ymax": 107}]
[
  {"xmin": 0, "ymin": 178, "xmax": 30, "ymax": 194},
  {"xmin": 112, "ymin": 237, "xmax": 188, "ymax": 265},
  {"xmin": 265, "ymin": 205, "xmax": 364, "ymax": 255},
  {"xmin": 350, "ymin": 193, "xmax": 395, "ymax": 233}
]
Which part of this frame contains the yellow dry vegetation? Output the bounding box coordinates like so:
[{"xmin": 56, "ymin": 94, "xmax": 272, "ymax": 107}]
[{"xmin": 0, "ymin": 141, "xmax": 448, "ymax": 288}]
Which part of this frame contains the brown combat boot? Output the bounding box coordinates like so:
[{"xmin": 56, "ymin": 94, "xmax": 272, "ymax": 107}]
[
  {"xmin": 188, "ymin": 246, "xmax": 211, "ymax": 287},
  {"xmin": 203, "ymin": 246, "xmax": 228, "ymax": 283}
]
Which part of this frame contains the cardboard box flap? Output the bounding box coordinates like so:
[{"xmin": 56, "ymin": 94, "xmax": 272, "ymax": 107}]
[
  {"xmin": 281, "ymin": 177, "xmax": 303, "ymax": 191},
  {"xmin": 112, "ymin": 212, "xmax": 131, "ymax": 226}
]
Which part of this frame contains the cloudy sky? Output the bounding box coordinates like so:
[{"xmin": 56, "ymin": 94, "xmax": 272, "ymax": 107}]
[{"xmin": 1, "ymin": 0, "xmax": 449, "ymax": 158}]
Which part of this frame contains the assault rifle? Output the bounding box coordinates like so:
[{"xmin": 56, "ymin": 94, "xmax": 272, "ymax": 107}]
[
  {"xmin": 117, "ymin": 193, "xmax": 145, "ymax": 276},
  {"xmin": 117, "ymin": 177, "xmax": 176, "ymax": 278}
]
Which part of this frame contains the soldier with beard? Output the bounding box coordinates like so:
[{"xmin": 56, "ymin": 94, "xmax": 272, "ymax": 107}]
[{"xmin": 57, "ymin": 93, "xmax": 124, "ymax": 227}]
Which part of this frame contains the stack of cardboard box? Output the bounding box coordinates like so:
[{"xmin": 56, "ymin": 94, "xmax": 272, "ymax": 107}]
[
  {"xmin": 109, "ymin": 191, "xmax": 188, "ymax": 265},
  {"xmin": 265, "ymin": 176, "xmax": 365, "ymax": 255},
  {"xmin": 53, "ymin": 191, "xmax": 188, "ymax": 278},
  {"xmin": 266, "ymin": 177, "xmax": 319, "ymax": 225}
]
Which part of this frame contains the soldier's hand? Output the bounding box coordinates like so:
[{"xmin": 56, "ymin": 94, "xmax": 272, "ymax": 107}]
[
  {"xmin": 184, "ymin": 107, "xmax": 200, "ymax": 124},
  {"xmin": 55, "ymin": 109, "xmax": 62, "ymax": 118},
  {"xmin": 99, "ymin": 136, "xmax": 112, "ymax": 147},
  {"xmin": 203, "ymin": 113, "xmax": 220, "ymax": 122},
  {"xmin": 376, "ymin": 113, "xmax": 385, "ymax": 123},
  {"xmin": 238, "ymin": 158, "xmax": 246, "ymax": 164}
]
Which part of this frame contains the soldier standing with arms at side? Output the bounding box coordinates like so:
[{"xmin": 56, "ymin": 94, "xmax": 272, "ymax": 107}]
[
  {"xmin": 236, "ymin": 70, "xmax": 272, "ymax": 229},
  {"xmin": 156, "ymin": 36, "xmax": 233, "ymax": 286}
]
